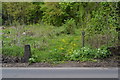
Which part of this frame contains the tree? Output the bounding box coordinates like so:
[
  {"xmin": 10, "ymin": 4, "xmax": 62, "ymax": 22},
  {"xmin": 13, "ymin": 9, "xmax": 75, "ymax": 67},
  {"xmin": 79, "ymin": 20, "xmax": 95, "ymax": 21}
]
[{"xmin": 2, "ymin": 2, "xmax": 39, "ymax": 25}]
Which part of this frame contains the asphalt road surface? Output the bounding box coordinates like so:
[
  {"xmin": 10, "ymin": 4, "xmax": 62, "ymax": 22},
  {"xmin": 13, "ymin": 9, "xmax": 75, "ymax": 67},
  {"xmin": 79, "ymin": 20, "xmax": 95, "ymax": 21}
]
[{"xmin": 2, "ymin": 67, "xmax": 119, "ymax": 78}]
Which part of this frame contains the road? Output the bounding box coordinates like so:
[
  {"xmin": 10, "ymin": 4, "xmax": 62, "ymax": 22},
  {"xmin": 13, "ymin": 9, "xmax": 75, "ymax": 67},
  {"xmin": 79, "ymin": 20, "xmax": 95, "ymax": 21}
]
[{"xmin": 2, "ymin": 67, "xmax": 119, "ymax": 78}]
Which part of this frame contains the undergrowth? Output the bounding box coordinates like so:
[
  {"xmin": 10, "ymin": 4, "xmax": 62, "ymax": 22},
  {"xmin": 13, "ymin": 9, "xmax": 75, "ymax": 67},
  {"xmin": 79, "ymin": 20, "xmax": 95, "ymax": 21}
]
[{"xmin": 2, "ymin": 24, "xmax": 116, "ymax": 63}]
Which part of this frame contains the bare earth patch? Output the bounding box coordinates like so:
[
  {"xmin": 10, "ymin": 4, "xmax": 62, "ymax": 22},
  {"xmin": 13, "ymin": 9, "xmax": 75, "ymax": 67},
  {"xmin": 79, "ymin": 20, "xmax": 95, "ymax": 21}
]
[{"xmin": 2, "ymin": 55, "xmax": 119, "ymax": 67}]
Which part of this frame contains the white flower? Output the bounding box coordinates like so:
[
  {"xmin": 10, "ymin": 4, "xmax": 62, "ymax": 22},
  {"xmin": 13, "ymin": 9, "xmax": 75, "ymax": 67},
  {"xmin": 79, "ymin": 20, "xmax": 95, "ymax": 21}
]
[
  {"xmin": 98, "ymin": 48, "xmax": 100, "ymax": 50},
  {"xmin": 22, "ymin": 32, "xmax": 26, "ymax": 35}
]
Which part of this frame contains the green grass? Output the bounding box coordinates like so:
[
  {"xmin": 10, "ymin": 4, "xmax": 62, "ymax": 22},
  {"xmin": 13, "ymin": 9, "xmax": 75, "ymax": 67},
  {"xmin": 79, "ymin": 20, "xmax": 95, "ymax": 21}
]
[{"xmin": 2, "ymin": 24, "xmax": 116, "ymax": 63}]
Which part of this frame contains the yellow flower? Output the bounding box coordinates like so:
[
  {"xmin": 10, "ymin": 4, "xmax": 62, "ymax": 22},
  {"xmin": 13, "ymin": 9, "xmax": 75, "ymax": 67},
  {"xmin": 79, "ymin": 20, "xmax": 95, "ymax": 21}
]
[
  {"xmin": 62, "ymin": 39, "xmax": 66, "ymax": 43},
  {"xmin": 59, "ymin": 47, "xmax": 64, "ymax": 50},
  {"xmin": 61, "ymin": 48, "xmax": 64, "ymax": 49},
  {"xmin": 69, "ymin": 52, "xmax": 72, "ymax": 54},
  {"xmin": 73, "ymin": 43, "xmax": 76, "ymax": 46}
]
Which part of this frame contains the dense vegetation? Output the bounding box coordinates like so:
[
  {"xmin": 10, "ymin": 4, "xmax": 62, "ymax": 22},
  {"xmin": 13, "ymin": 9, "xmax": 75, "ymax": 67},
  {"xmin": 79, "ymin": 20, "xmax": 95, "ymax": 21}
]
[{"xmin": 2, "ymin": 2, "xmax": 120, "ymax": 63}]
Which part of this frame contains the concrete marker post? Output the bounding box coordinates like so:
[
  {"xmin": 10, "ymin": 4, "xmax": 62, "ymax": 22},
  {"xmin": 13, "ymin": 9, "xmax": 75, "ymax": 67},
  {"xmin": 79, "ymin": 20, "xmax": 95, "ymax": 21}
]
[{"xmin": 22, "ymin": 45, "xmax": 31, "ymax": 62}]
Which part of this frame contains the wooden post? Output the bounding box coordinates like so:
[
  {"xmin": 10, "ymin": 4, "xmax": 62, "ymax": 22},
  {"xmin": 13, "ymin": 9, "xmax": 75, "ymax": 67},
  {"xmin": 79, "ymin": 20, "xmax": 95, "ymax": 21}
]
[
  {"xmin": 82, "ymin": 31, "xmax": 85, "ymax": 47},
  {"xmin": 116, "ymin": 28, "xmax": 120, "ymax": 45},
  {"xmin": 22, "ymin": 45, "xmax": 31, "ymax": 62}
]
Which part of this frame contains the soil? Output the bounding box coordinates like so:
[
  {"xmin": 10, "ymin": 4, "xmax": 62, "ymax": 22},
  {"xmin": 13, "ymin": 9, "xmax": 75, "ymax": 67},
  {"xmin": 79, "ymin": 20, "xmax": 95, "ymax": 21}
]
[{"xmin": 2, "ymin": 55, "xmax": 119, "ymax": 67}]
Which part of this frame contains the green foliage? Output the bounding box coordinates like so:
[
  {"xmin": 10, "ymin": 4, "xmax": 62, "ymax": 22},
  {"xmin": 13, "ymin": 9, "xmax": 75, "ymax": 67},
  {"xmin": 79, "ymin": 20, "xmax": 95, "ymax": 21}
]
[
  {"xmin": 29, "ymin": 58, "xmax": 36, "ymax": 63},
  {"xmin": 63, "ymin": 18, "xmax": 76, "ymax": 34},
  {"xmin": 2, "ymin": 2, "xmax": 119, "ymax": 29},
  {"xmin": 2, "ymin": 45, "xmax": 24, "ymax": 56},
  {"xmin": 41, "ymin": 2, "xmax": 63, "ymax": 26},
  {"xmin": 69, "ymin": 46, "xmax": 110, "ymax": 61},
  {"xmin": 2, "ymin": 2, "xmax": 119, "ymax": 64},
  {"xmin": 95, "ymin": 46, "xmax": 110, "ymax": 58},
  {"xmin": 29, "ymin": 54, "xmax": 39, "ymax": 63},
  {"xmin": 2, "ymin": 24, "xmax": 114, "ymax": 63},
  {"xmin": 2, "ymin": 2, "xmax": 42, "ymax": 25}
]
